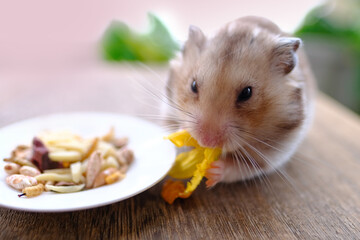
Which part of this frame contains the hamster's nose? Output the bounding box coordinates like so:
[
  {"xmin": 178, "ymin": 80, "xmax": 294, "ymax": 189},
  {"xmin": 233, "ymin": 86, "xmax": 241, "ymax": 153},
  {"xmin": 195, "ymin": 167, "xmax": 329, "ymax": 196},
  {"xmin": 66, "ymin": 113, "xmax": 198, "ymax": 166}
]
[
  {"xmin": 199, "ymin": 135, "xmax": 222, "ymax": 148},
  {"xmin": 196, "ymin": 119, "xmax": 225, "ymax": 148},
  {"xmin": 198, "ymin": 131, "xmax": 224, "ymax": 148}
]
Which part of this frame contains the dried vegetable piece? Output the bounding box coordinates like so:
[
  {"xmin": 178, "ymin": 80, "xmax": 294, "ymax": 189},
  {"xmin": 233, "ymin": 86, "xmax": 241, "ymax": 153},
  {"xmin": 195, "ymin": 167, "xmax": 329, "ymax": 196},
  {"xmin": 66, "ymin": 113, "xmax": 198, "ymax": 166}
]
[
  {"xmin": 162, "ymin": 130, "xmax": 222, "ymax": 204},
  {"xmin": 81, "ymin": 138, "xmax": 99, "ymax": 161},
  {"xmin": 101, "ymin": 127, "xmax": 115, "ymax": 142},
  {"xmin": 101, "ymin": 156, "xmax": 119, "ymax": 171},
  {"xmin": 44, "ymin": 168, "xmax": 71, "ymax": 174},
  {"xmin": 49, "ymin": 150, "xmax": 82, "ymax": 162},
  {"xmin": 35, "ymin": 173, "xmax": 73, "ymax": 182},
  {"xmin": 70, "ymin": 162, "xmax": 82, "ymax": 183},
  {"xmin": 161, "ymin": 180, "xmax": 191, "ymax": 204},
  {"xmin": 55, "ymin": 181, "xmax": 76, "ymax": 186},
  {"xmin": 45, "ymin": 184, "xmax": 85, "ymax": 193}
]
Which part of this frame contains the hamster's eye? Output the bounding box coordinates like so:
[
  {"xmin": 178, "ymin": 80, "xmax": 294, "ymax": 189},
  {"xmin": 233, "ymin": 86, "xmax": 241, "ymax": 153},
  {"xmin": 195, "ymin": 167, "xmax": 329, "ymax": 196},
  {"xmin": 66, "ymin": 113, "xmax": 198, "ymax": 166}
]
[
  {"xmin": 237, "ymin": 86, "xmax": 252, "ymax": 102},
  {"xmin": 191, "ymin": 79, "xmax": 198, "ymax": 93}
]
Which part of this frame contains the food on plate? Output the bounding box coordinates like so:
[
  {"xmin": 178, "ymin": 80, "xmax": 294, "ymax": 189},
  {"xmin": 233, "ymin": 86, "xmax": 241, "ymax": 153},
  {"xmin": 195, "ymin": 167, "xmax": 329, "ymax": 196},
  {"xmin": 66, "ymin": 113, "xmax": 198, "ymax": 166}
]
[
  {"xmin": 161, "ymin": 130, "xmax": 222, "ymax": 204},
  {"xmin": 3, "ymin": 128, "xmax": 134, "ymax": 198},
  {"xmin": 19, "ymin": 184, "xmax": 44, "ymax": 198},
  {"xmin": 6, "ymin": 174, "xmax": 37, "ymax": 191}
]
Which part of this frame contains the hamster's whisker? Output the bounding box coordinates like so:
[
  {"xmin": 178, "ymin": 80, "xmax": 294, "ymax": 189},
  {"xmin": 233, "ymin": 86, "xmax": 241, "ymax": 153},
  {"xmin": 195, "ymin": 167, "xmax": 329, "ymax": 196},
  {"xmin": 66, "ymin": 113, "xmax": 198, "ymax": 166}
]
[
  {"xmin": 139, "ymin": 81, "xmax": 195, "ymax": 120},
  {"xmin": 230, "ymin": 133, "xmax": 268, "ymax": 181},
  {"xmin": 134, "ymin": 62, "xmax": 181, "ymax": 105},
  {"xmin": 129, "ymin": 63, "xmax": 196, "ymax": 121},
  {"xmin": 239, "ymin": 139, "xmax": 303, "ymax": 195},
  {"xmin": 229, "ymin": 130, "xmax": 292, "ymax": 187},
  {"xmin": 228, "ymin": 124, "xmax": 284, "ymax": 148},
  {"xmin": 136, "ymin": 113, "xmax": 196, "ymax": 124},
  {"xmin": 228, "ymin": 131, "xmax": 264, "ymax": 178},
  {"xmin": 237, "ymin": 129, "xmax": 333, "ymax": 171},
  {"xmin": 232, "ymin": 150, "xmax": 251, "ymax": 187},
  {"xmin": 128, "ymin": 66, "xmax": 196, "ymax": 121}
]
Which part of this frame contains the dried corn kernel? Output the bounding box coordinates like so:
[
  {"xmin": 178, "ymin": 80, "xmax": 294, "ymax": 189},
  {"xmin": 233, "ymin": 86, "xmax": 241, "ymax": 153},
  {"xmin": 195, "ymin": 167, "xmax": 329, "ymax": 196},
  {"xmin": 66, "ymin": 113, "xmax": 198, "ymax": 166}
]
[{"xmin": 105, "ymin": 171, "xmax": 124, "ymax": 185}]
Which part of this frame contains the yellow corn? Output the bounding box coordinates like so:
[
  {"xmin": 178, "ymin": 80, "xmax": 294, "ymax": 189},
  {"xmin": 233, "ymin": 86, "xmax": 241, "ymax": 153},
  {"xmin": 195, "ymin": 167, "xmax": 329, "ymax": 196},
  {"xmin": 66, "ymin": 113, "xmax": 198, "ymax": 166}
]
[{"xmin": 105, "ymin": 171, "xmax": 124, "ymax": 185}]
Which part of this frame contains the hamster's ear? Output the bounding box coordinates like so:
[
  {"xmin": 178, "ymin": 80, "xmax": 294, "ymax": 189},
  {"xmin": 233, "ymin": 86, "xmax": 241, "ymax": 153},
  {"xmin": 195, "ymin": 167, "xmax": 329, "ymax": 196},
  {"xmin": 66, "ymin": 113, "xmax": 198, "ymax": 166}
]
[
  {"xmin": 272, "ymin": 37, "xmax": 301, "ymax": 75},
  {"xmin": 182, "ymin": 25, "xmax": 206, "ymax": 57}
]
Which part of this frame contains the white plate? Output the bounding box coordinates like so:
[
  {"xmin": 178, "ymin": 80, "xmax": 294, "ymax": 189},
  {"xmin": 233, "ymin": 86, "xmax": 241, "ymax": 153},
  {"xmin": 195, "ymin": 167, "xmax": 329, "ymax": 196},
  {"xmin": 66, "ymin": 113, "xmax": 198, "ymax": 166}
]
[{"xmin": 0, "ymin": 112, "xmax": 175, "ymax": 212}]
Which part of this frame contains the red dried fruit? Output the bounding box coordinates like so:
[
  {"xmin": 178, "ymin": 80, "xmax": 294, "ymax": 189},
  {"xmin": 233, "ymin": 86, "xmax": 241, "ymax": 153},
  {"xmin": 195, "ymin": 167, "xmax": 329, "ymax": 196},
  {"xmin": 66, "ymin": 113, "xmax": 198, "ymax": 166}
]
[{"xmin": 31, "ymin": 137, "xmax": 62, "ymax": 172}]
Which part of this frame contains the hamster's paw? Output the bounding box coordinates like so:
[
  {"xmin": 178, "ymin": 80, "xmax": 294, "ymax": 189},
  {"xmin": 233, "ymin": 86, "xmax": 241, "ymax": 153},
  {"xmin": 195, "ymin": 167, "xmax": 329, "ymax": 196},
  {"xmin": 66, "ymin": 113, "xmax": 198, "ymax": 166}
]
[{"xmin": 205, "ymin": 160, "xmax": 225, "ymax": 188}]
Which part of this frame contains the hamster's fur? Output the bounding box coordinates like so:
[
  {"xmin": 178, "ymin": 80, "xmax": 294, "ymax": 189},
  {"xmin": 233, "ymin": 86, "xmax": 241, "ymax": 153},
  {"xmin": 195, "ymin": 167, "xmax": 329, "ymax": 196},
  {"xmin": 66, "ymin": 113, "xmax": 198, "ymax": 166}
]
[{"xmin": 165, "ymin": 16, "xmax": 315, "ymax": 186}]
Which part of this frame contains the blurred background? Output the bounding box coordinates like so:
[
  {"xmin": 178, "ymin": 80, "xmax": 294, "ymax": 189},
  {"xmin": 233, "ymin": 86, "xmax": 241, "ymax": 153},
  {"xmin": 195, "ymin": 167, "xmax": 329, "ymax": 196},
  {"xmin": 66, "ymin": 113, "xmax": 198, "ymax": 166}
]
[{"xmin": 0, "ymin": 0, "xmax": 359, "ymax": 126}]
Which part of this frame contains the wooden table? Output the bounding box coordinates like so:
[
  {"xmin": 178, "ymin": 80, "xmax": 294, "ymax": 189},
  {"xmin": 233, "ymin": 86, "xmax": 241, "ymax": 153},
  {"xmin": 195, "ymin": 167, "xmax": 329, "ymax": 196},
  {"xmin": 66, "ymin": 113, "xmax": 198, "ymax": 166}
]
[{"xmin": 0, "ymin": 63, "xmax": 359, "ymax": 239}]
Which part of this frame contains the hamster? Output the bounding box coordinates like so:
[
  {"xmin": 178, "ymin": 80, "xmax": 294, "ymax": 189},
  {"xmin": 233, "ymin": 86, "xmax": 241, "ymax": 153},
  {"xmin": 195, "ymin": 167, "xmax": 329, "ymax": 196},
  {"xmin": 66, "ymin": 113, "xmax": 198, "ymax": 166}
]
[{"xmin": 165, "ymin": 16, "xmax": 316, "ymax": 187}]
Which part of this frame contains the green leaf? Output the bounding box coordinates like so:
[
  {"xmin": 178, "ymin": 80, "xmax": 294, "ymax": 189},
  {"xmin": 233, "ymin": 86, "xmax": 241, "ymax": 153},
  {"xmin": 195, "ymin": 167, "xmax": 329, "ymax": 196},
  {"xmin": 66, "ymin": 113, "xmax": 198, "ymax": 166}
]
[{"xmin": 101, "ymin": 13, "xmax": 179, "ymax": 62}]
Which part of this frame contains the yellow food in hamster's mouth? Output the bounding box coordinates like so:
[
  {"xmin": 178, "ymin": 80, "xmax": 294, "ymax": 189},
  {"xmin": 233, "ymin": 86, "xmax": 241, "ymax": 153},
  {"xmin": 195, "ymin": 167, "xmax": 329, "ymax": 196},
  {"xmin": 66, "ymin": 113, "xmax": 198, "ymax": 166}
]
[{"xmin": 161, "ymin": 130, "xmax": 222, "ymax": 204}]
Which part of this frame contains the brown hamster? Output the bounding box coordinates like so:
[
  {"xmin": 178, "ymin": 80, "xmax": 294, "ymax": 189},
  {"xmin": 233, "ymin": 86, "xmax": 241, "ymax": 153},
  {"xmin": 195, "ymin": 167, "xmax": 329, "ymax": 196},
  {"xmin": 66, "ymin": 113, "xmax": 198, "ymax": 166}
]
[{"xmin": 165, "ymin": 16, "xmax": 316, "ymax": 187}]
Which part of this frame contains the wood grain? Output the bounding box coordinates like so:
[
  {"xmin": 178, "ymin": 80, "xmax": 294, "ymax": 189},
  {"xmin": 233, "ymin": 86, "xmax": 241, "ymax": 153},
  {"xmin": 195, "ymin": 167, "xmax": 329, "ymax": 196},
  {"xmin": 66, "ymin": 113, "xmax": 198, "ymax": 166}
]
[{"xmin": 0, "ymin": 65, "xmax": 359, "ymax": 239}]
